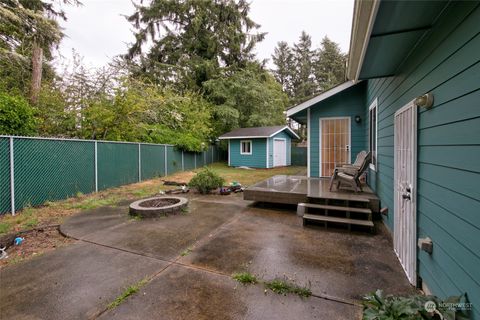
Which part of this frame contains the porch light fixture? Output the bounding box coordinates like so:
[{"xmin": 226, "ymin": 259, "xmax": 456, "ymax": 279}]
[
  {"xmin": 354, "ymin": 115, "xmax": 361, "ymax": 123},
  {"xmin": 414, "ymin": 93, "xmax": 434, "ymax": 109}
]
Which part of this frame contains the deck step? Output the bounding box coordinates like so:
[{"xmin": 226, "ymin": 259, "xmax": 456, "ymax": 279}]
[
  {"xmin": 297, "ymin": 203, "xmax": 372, "ymax": 214},
  {"xmin": 303, "ymin": 214, "xmax": 374, "ymax": 227}
]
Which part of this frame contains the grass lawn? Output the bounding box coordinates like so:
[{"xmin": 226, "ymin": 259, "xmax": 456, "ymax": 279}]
[{"xmin": 0, "ymin": 162, "xmax": 305, "ymax": 236}]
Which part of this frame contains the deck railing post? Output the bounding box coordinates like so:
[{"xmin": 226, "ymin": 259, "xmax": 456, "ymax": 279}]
[{"xmin": 9, "ymin": 137, "xmax": 15, "ymax": 216}]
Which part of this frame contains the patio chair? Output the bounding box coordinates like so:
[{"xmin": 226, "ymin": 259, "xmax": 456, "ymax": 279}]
[{"xmin": 329, "ymin": 151, "xmax": 371, "ymax": 192}]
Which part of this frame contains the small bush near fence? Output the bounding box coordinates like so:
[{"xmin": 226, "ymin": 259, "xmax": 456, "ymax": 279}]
[
  {"xmin": 188, "ymin": 167, "xmax": 224, "ymax": 194},
  {"xmin": 0, "ymin": 136, "xmax": 223, "ymax": 215}
]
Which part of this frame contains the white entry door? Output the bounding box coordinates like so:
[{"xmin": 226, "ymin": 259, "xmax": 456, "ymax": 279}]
[
  {"xmin": 394, "ymin": 101, "xmax": 417, "ymax": 286},
  {"xmin": 273, "ymin": 139, "xmax": 287, "ymax": 167},
  {"xmin": 319, "ymin": 117, "xmax": 351, "ymax": 177}
]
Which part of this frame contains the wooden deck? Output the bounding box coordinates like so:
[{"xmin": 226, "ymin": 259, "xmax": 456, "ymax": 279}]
[{"xmin": 244, "ymin": 175, "xmax": 380, "ymax": 213}]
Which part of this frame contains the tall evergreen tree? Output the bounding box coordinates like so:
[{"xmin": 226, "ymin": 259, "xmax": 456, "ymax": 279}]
[
  {"xmin": 271, "ymin": 32, "xmax": 347, "ymax": 106},
  {"xmin": 314, "ymin": 36, "xmax": 346, "ymax": 91},
  {"xmin": 126, "ymin": 0, "xmax": 266, "ymax": 91},
  {"xmin": 271, "ymin": 41, "xmax": 294, "ymax": 97},
  {"xmin": 0, "ymin": 0, "xmax": 79, "ymax": 103},
  {"xmin": 292, "ymin": 31, "xmax": 316, "ymax": 104}
]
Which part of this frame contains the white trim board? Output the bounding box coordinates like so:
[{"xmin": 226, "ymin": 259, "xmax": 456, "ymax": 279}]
[
  {"xmin": 286, "ymin": 81, "xmax": 357, "ymax": 118},
  {"xmin": 218, "ymin": 126, "xmax": 300, "ymax": 140},
  {"xmin": 307, "ymin": 108, "xmax": 311, "ymax": 177}
]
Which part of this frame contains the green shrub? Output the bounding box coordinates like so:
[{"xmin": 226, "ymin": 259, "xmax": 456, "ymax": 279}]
[
  {"xmin": 362, "ymin": 290, "xmax": 470, "ymax": 320},
  {"xmin": 0, "ymin": 92, "xmax": 36, "ymax": 135},
  {"xmin": 188, "ymin": 168, "xmax": 224, "ymax": 194}
]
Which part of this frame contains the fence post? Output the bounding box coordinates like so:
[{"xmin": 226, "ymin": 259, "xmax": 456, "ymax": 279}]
[
  {"xmin": 164, "ymin": 145, "xmax": 168, "ymax": 176},
  {"xmin": 181, "ymin": 150, "xmax": 184, "ymax": 171},
  {"xmin": 9, "ymin": 137, "xmax": 15, "ymax": 216},
  {"xmin": 138, "ymin": 143, "xmax": 142, "ymax": 182},
  {"xmin": 194, "ymin": 152, "xmax": 197, "ymax": 169},
  {"xmin": 211, "ymin": 146, "xmax": 214, "ymax": 163},
  {"xmin": 94, "ymin": 141, "xmax": 98, "ymax": 192}
]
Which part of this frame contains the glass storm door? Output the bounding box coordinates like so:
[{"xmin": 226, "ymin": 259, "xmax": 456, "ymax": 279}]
[{"xmin": 319, "ymin": 117, "xmax": 351, "ymax": 177}]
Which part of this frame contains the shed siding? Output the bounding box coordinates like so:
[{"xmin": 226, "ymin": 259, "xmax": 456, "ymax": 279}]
[
  {"xmin": 309, "ymin": 82, "xmax": 367, "ymax": 177},
  {"xmin": 268, "ymin": 131, "xmax": 292, "ymax": 167},
  {"xmin": 365, "ymin": 3, "xmax": 480, "ymax": 317},
  {"xmin": 229, "ymin": 138, "xmax": 267, "ymax": 168}
]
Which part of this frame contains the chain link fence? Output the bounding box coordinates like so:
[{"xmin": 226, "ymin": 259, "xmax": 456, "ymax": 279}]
[{"xmin": 0, "ymin": 136, "xmax": 223, "ymax": 215}]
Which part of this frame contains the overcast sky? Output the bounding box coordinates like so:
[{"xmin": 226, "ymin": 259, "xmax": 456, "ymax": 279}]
[{"xmin": 57, "ymin": 0, "xmax": 354, "ymax": 69}]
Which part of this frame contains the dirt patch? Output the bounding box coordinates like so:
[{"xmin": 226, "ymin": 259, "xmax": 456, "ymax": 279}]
[
  {"xmin": 0, "ymin": 227, "xmax": 72, "ymax": 269},
  {"xmin": 139, "ymin": 198, "xmax": 180, "ymax": 208}
]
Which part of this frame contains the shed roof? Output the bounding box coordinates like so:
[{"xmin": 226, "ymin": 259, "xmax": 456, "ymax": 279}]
[{"xmin": 218, "ymin": 125, "xmax": 299, "ymax": 140}]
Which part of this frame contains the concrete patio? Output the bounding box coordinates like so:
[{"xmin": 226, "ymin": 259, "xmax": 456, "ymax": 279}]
[{"xmin": 0, "ymin": 193, "xmax": 415, "ymax": 319}]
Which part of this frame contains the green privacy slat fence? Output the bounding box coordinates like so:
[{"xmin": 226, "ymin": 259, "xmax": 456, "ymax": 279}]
[
  {"xmin": 291, "ymin": 146, "xmax": 307, "ymax": 166},
  {"xmin": 97, "ymin": 142, "xmax": 139, "ymax": 190},
  {"xmin": 140, "ymin": 144, "xmax": 165, "ymax": 180},
  {"xmin": 166, "ymin": 146, "xmax": 182, "ymax": 175},
  {"xmin": 0, "ymin": 138, "xmax": 10, "ymax": 214},
  {"xmin": 13, "ymin": 138, "xmax": 95, "ymax": 211},
  {"xmin": 196, "ymin": 151, "xmax": 205, "ymax": 168},
  {"xmin": 183, "ymin": 152, "xmax": 195, "ymax": 171},
  {"xmin": 1, "ymin": 136, "xmax": 221, "ymax": 215}
]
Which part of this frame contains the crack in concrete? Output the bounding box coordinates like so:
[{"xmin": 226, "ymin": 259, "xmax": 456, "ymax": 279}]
[{"xmin": 63, "ymin": 209, "xmax": 360, "ymax": 319}]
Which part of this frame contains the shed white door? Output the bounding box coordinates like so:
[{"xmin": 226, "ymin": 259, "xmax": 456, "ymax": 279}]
[
  {"xmin": 273, "ymin": 139, "xmax": 287, "ymax": 167},
  {"xmin": 394, "ymin": 101, "xmax": 417, "ymax": 286}
]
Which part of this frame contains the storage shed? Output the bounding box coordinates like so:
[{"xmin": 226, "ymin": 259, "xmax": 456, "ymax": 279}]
[{"xmin": 219, "ymin": 126, "xmax": 300, "ymax": 168}]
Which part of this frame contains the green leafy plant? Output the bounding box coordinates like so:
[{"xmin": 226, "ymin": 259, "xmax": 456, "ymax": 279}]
[
  {"xmin": 264, "ymin": 278, "xmax": 311, "ymax": 298},
  {"xmin": 232, "ymin": 272, "xmax": 258, "ymax": 285},
  {"xmin": 362, "ymin": 290, "xmax": 470, "ymax": 320},
  {"xmin": 188, "ymin": 167, "xmax": 224, "ymax": 194}
]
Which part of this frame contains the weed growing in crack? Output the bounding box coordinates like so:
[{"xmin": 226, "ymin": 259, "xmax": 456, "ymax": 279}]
[
  {"xmin": 107, "ymin": 278, "xmax": 149, "ymax": 309},
  {"xmin": 232, "ymin": 272, "xmax": 258, "ymax": 285}
]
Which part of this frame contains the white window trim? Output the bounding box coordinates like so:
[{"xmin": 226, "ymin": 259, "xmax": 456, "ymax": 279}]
[
  {"xmin": 369, "ymin": 98, "xmax": 378, "ymax": 171},
  {"xmin": 240, "ymin": 140, "xmax": 252, "ymax": 155}
]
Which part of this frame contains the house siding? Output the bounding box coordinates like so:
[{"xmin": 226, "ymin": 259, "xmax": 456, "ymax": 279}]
[
  {"xmin": 365, "ymin": 2, "xmax": 480, "ymax": 317},
  {"xmin": 268, "ymin": 131, "xmax": 292, "ymax": 167},
  {"xmin": 309, "ymin": 82, "xmax": 367, "ymax": 177},
  {"xmin": 229, "ymin": 138, "xmax": 267, "ymax": 168}
]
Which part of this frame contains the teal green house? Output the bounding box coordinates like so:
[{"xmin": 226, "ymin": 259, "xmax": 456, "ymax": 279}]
[
  {"xmin": 219, "ymin": 126, "xmax": 299, "ymax": 168},
  {"xmin": 288, "ymin": 1, "xmax": 480, "ymax": 317}
]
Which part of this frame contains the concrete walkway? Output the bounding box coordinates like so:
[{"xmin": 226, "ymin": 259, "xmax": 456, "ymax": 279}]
[{"xmin": 0, "ymin": 194, "xmax": 415, "ymax": 319}]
